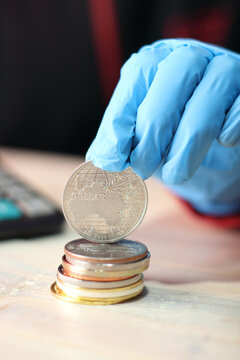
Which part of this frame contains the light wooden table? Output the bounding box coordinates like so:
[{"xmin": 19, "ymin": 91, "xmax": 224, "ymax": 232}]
[{"xmin": 0, "ymin": 148, "xmax": 240, "ymax": 360}]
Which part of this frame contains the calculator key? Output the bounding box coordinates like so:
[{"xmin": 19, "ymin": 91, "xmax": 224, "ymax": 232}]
[
  {"xmin": 0, "ymin": 176, "xmax": 16, "ymax": 187},
  {"xmin": 0, "ymin": 198, "xmax": 22, "ymax": 220},
  {"xmin": 18, "ymin": 198, "xmax": 55, "ymax": 217},
  {"xmin": 5, "ymin": 184, "xmax": 32, "ymax": 200}
]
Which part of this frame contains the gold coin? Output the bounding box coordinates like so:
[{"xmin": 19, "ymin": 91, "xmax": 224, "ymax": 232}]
[
  {"xmin": 62, "ymin": 161, "xmax": 148, "ymax": 243},
  {"xmin": 64, "ymin": 238, "xmax": 148, "ymax": 263},
  {"xmin": 51, "ymin": 282, "xmax": 143, "ymax": 305}
]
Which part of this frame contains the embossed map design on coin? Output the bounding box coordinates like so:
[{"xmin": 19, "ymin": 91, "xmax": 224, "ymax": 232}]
[{"xmin": 62, "ymin": 161, "xmax": 148, "ymax": 243}]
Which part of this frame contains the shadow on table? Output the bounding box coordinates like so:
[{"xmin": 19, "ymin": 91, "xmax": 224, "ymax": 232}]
[{"xmin": 131, "ymin": 211, "xmax": 240, "ymax": 285}]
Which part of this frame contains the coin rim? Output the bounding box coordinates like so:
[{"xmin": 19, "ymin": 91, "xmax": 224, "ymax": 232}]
[
  {"xmin": 63, "ymin": 252, "xmax": 151, "ymax": 271},
  {"xmin": 56, "ymin": 280, "xmax": 144, "ymax": 299},
  {"xmin": 62, "ymin": 161, "xmax": 148, "ymax": 243},
  {"xmin": 56, "ymin": 277, "xmax": 143, "ymax": 293},
  {"xmin": 51, "ymin": 282, "xmax": 143, "ymax": 305},
  {"xmin": 58, "ymin": 266, "xmax": 142, "ymax": 289},
  {"xmin": 62, "ymin": 260, "xmax": 150, "ymax": 278},
  {"xmin": 59, "ymin": 265, "xmax": 135, "ymax": 282},
  {"xmin": 64, "ymin": 238, "xmax": 148, "ymax": 263}
]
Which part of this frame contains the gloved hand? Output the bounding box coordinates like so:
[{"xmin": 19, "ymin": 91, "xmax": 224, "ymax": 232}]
[{"xmin": 86, "ymin": 39, "xmax": 240, "ymax": 216}]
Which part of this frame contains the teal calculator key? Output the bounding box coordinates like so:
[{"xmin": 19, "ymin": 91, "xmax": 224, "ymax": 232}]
[{"xmin": 0, "ymin": 198, "xmax": 22, "ymax": 220}]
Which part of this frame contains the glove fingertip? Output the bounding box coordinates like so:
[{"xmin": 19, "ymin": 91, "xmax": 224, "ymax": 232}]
[
  {"xmin": 161, "ymin": 165, "xmax": 189, "ymax": 186},
  {"xmin": 85, "ymin": 151, "xmax": 129, "ymax": 173},
  {"xmin": 130, "ymin": 164, "xmax": 149, "ymax": 180},
  {"xmin": 218, "ymin": 131, "xmax": 240, "ymax": 148}
]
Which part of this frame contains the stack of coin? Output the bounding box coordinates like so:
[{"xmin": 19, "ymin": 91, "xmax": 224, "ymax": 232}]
[
  {"xmin": 51, "ymin": 238, "xmax": 150, "ymax": 304},
  {"xmin": 51, "ymin": 161, "xmax": 150, "ymax": 305}
]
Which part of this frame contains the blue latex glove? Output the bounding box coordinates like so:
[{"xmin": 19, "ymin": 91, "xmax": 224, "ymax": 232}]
[{"xmin": 86, "ymin": 39, "xmax": 240, "ymax": 216}]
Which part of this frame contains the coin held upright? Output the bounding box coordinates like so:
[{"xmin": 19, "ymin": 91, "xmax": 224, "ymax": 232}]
[
  {"xmin": 51, "ymin": 161, "xmax": 150, "ymax": 304},
  {"xmin": 62, "ymin": 161, "xmax": 148, "ymax": 243}
]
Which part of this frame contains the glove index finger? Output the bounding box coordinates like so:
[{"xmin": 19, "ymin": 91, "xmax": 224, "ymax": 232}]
[{"xmin": 86, "ymin": 43, "xmax": 171, "ymax": 172}]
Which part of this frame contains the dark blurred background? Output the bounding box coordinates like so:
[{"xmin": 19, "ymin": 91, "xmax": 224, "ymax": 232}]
[{"xmin": 0, "ymin": 0, "xmax": 239, "ymax": 155}]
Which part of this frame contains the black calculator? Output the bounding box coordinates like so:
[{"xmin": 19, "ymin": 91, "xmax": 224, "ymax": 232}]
[{"xmin": 0, "ymin": 167, "xmax": 64, "ymax": 239}]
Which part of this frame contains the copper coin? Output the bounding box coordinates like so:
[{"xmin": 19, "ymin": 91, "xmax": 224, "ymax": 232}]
[
  {"xmin": 59, "ymin": 265, "xmax": 133, "ymax": 282},
  {"xmin": 62, "ymin": 161, "xmax": 148, "ymax": 243},
  {"xmin": 63, "ymin": 253, "xmax": 151, "ymax": 271},
  {"xmin": 62, "ymin": 254, "xmax": 150, "ymax": 278},
  {"xmin": 64, "ymin": 238, "xmax": 148, "ymax": 263},
  {"xmin": 57, "ymin": 265, "xmax": 142, "ymax": 289}
]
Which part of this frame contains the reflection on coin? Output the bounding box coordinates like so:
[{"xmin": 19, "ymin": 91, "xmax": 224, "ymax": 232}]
[
  {"xmin": 64, "ymin": 238, "xmax": 148, "ymax": 263},
  {"xmin": 56, "ymin": 278, "xmax": 144, "ymax": 299},
  {"xmin": 62, "ymin": 255, "xmax": 150, "ymax": 278},
  {"xmin": 62, "ymin": 161, "xmax": 148, "ymax": 243},
  {"xmin": 59, "ymin": 265, "xmax": 134, "ymax": 282},
  {"xmin": 57, "ymin": 266, "xmax": 142, "ymax": 289},
  {"xmin": 64, "ymin": 253, "xmax": 150, "ymax": 271},
  {"xmin": 51, "ymin": 282, "xmax": 143, "ymax": 305}
]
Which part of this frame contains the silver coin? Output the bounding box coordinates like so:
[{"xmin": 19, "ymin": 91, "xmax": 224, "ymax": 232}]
[
  {"xmin": 62, "ymin": 161, "xmax": 148, "ymax": 243},
  {"xmin": 62, "ymin": 255, "xmax": 150, "ymax": 278},
  {"xmin": 56, "ymin": 278, "xmax": 144, "ymax": 299},
  {"xmin": 64, "ymin": 238, "xmax": 148, "ymax": 263},
  {"xmin": 57, "ymin": 266, "xmax": 142, "ymax": 289}
]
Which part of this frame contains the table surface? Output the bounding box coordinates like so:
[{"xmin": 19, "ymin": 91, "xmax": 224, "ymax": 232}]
[{"xmin": 0, "ymin": 147, "xmax": 240, "ymax": 360}]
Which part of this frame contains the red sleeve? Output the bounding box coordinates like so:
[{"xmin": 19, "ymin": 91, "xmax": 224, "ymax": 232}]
[{"xmin": 177, "ymin": 198, "xmax": 240, "ymax": 228}]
